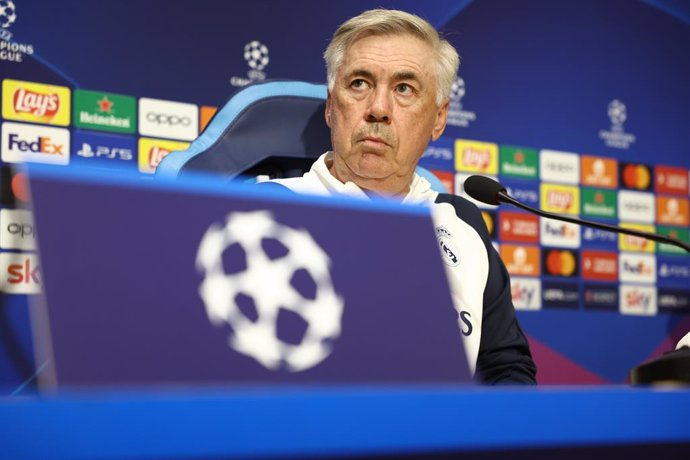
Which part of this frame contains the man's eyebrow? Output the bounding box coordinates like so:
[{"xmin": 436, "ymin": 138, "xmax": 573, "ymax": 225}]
[
  {"xmin": 392, "ymin": 71, "xmax": 422, "ymax": 83},
  {"xmin": 345, "ymin": 69, "xmax": 375, "ymax": 80}
]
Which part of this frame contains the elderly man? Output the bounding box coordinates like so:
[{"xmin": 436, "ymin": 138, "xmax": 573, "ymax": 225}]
[{"xmin": 272, "ymin": 9, "xmax": 536, "ymax": 384}]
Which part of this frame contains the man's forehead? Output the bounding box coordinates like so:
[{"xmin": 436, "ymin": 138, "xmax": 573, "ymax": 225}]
[{"xmin": 340, "ymin": 33, "xmax": 435, "ymax": 75}]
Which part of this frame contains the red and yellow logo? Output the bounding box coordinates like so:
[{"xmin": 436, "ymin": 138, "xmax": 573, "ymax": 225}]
[
  {"xmin": 657, "ymin": 196, "xmax": 690, "ymax": 226},
  {"xmin": 620, "ymin": 163, "xmax": 652, "ymax": 191},
  {"xmin": 619, "ymin": 223, "xmax": 656, "ymax": 253},
  {"xmin": 540, "ymin": 183, "xmax": 580, "ymax": 215},
  {"xmin": 581, "ymin": 155, "xmax": 617, "ymax": 188},
  {"xmin": 455, "ymin": 139, "xmax": 498, "ymax": 174},
  {"xmin": 500, "ymin": 244, "xmax": 540, "ymax": 276},
  {"xmin": 2, "ymin": 79, "xmax": 71, "ymax": 126},
  {"xmin": 138, "ymin": 138, "xmax": 190, "ymax": 174},
  {"xmin": 544, "ymin": 249, "xmax": 578, "ymax": 277}
]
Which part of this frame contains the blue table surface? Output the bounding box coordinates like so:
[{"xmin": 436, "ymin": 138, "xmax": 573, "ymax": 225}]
[{"xmin": 1, "ymin": 385, "xmax": 689, "ymax": 459}]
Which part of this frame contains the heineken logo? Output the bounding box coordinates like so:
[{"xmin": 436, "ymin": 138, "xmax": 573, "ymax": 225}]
[{"xmin": 73, "ymin": 89, "xmax": 136, "ymax": 134}]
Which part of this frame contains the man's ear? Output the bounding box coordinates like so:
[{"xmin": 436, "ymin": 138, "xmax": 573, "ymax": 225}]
[
  {"xmin": 325, "ymin": 92, "xmax": 332, "ymax": 128},
  {"xmin": 431, "ymin": 99, "xmax": 449, "ymax": 141}
]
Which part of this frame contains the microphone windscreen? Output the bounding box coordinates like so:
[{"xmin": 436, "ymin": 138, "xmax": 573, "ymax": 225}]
[{"xmin": 464, "ymin": 175, "xmax": 505, "ymax": 205}]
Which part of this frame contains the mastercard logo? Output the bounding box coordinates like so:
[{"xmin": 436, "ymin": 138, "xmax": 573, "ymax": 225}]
[
  {"xmin": 544, "ymin": 249, "xmax": 578, "ymax": 277},
  {"xmin": 482, "ymin": 211, "xmax": 495, "ymax": 236},
  {"xmin": 621, "ymin": 163, "xmax": 652, "ymax": 190}
]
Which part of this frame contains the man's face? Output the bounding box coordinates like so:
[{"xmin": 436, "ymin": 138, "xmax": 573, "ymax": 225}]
[{"xmin": 326, "ymin": 33, "xmax": 449, "ymax": 195}]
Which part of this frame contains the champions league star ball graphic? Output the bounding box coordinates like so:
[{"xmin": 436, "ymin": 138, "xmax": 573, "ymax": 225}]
[
  {"xmin": 244, "ymin": 40, "xmax": 269, "ymax": 71},
  {"xmin": 450, "ymin": 77, "xmax": 466, "ymax": 103},
  {"xmin": 196, "ymin": 211, "xmax": 344, "ymax": 372},
  {"xmin": 608, "ymin": 99, "xmax": 627, "ymax": 126},
  {"xmin": 0, "ymin": 0, "xmax": 17, "ymax": 28}
]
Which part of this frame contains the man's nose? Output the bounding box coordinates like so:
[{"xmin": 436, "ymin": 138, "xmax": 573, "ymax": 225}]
[{"xmin": 365, "ymin": 87, "xmax": 392, "ymax": 123}]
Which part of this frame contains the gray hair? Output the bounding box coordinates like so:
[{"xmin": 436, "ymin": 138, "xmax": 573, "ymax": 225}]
[{"xmin": 324, "ymin": 9, "xmax": 460, "ymax": 106}]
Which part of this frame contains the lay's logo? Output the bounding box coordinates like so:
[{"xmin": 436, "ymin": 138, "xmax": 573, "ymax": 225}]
[
  {"xmin": 455, "ymin": 140, "xmax": 498, "ymax": 174},
  {"xmin": 2, "ymin": 79, "xmax": 70, "ymax": 126},
  {"xmin": 619, "ymin": 223, "xmax": 656, "ymax": 253},
  {"xmin": 138, "ymin": 137, "xmax": 190, "ymax": 174},
  {"xmin": 541, "ymin": 183, "xmax": 580, "ymax": 215}
]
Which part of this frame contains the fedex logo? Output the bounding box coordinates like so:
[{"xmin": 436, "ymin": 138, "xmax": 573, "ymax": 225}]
[
  {"xmin": 619, "ymin": 253, "xmax": 656, "ymax": 283},
  {"xmin": 540, "ymin": 218, "xmax": 580, "ymax": 248},
  {"xmin": 620, "ymin": 285, "xmax": 657, "ymax": 316},
  {"xmin": 8, "ymin": 133, "xmax": 63, "ymax": 155},
  {"xmin": 510, "ymin": 277, "xmax": 541, "ymax": 310},
  {"xmin": 1, "ymin": 122, "xmax": 70, "ymax": 165},
  {"xmin": 0, "ymin": 253, "xmax": 41, "ymax": 294},
  {"xmin": 13, "ymin": 88, "xmax": 59, "ymax": 117}
]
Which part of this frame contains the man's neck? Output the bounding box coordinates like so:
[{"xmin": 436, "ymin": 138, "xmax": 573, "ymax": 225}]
[{"xmin": 326, "ymin": 153, "xmax": 412, "ymax": 197}]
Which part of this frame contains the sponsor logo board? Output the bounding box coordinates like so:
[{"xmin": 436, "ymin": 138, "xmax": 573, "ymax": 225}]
[
  {"xmin": 657, "ymin": 226, "xmax": 690, "ymax": 255},
  {"xmin": 510, "ymin": 277, "xmax": 541, "ymax": 310},
  {"xmin": 455, "ymin": 139, "xmax": 498, "ymax": 174},
  {"xmin": 541, "ymin": 281, "xmax": 579, "ymax": 309},
  {"xmin": 618, "ymin": 190, "xmax": 655, "ymax": 223},
  {"xmin": 583, "ymin": 283, "xmax": 619, "ymax": 311},
  {"xmin": 499, "ymin": 211, "xmax": 539, "ymax": 244},
  {"xmin": 0, "ymin": 252, "xmax": 41, "ymax": 294},
  {"xmin": 542, "ymin": 249, "xmax": 579, "ymax": 278},
  {"xmin": 656, "ymin": 196, "xmax": 689, "ymax": 226},
  {"xmin": 581, "ymin": 155, "xmax": 618, "ymax": 189},
  {"xmin": 2, "ymin": 79, "xmax": 70, "ymax": 126},
  {"xmin": 72, "ymin": 131, "xmax": 136, "ymax": 168},
  {"xmin": 540, "ymin": 183, "xmax": 580, "ymax": 215},
  {"xmin": 1, "ymin": 121, "xmax": 70, "ymax": 165},
  {"xmin": 540, "ymin": 218, "xmax": 580, "ymax": 248},
  {"xmin": 138, "ymin": 137, "xmax": 190, "ymax": 174},
  {"xmin": 657, "ymin": 288, "xmax": 690, "ymax": 313},
  {"xmin": 539, "ymin": 149, "xmax": 579, "ymax": 184},
  {"xmin": 420, "ymin": 137, "xmax": 454, "ymax": 172},
  {"xmin": 499, "ymin": 145, "xmax": 538, "ymax": 179},
  {"xmin": 581, "ymin": 188, "xmax": 617, "ymax": 219},
  {"xmin": 73, "ymin": 89, "xmax": 136, "ymax": 134},
  {"xmin": 138, "ymin": 97, "xmax": 198, "ymax": 141},
  {"xmin": 657, "ymin": 256, "xmax": 690, "ymax": 284},
  {"xmin": 619, "ymin": 253, "xmax": 656, "ymax": 284},
  {"xmin": 500, "ymin": 244, "xmax": 540, "ymax": 276},
  {"xmin": 581, "ymin": 226, "xmax": 618, "ymax": 249},
  {"xmin": 619, "ymin": 162, "xmax": 652, "ymax": 191},
  {"xmin": 581, "ymin": 250, "xmax": 618, "ymax": 281},
  {"xmin": 619, "ymin": 223, "xmax": 656, "ymax": 253},
  {"xmin": 655, "ymin": 165, "xmax": 688, "ymax": 195},
  {"xmin": 620, "ymin": 284, "xmax": 657, "ymax": 316},
  {"xmin": 502, "ymin": 179, "xmax": 540, "ymax": 208},
  {"xmin": 0, "ymin": 209, "xmax": 35, "ymax": 250}
]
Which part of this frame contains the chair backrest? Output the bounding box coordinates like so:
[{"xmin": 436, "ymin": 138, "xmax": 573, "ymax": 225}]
[
  {"xmin": 156, "ymin": 79, "xmax": 447, "ymax": 193},
  {"xmin": 156, "ymin": 80, "xmax": 330, "ymax": 180}
]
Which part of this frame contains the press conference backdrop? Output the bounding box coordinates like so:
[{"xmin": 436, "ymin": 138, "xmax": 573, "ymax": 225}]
[{"xmin": 1, "ymin": 0, "xmax": 689, "ymax": 388}]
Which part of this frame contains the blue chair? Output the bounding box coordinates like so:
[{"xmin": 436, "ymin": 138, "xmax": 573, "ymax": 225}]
[{"xmin": 156, "ymin": 80, "xmax": 447, "ymax": 192}]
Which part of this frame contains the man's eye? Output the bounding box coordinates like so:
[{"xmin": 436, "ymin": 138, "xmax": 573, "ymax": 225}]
[
  {"xmin": 351, "ymin": 79, "xmax": 368, "ymax": 89},
  {"xmin": 397, "ymin": 83, "xmax": 413, "ymax": 94}
]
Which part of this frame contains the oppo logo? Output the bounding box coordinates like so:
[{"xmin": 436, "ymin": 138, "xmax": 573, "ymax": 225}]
[
  {"xmin": 0, "ymin": 209, "xmax": 36, "ymax": 250},
  {"xmin": 146, "ymin": 112, "xmax": 191, "ymax": 126}
]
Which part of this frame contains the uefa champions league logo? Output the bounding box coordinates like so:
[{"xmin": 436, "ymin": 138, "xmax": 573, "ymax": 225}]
[
  {"xmin": 447, "ymin": 76, "xmax": 476, "ymax": 128},
  {"xmin": 607, "ymin": 99, "xmax": 627, "ymax": 127},
  {"xmin": 231, "ymin": 40, "xmax": 270, "ymax": 87},
  {"xmin": 599, "ymin": 98, "xmax": 635, "ymax": 149},
  {"xmin": 0, "ymin": 0, "xmax": 16, "ymax": 41},
  {"xmin": 196, "ymin": 211, "xmax": 344, "ymax": 372},
  {"xmin": 0, "ymin": 0, "xmax": 16, "ymax": 29}
]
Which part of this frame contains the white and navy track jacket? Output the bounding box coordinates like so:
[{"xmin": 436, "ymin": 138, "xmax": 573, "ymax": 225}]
[{"xmin": 271, "ymin": 152, "xmax": 536, "ymax": 384}]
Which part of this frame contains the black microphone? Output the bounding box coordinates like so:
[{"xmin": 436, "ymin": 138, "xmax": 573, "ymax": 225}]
[{"xmin": 463, "ymin": 174, "xmax": 690, "ymax": 253}]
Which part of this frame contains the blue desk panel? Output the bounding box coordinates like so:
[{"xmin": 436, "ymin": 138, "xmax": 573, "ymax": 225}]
[{"xmin": 1, "ymin": 385, "xmax": 689, "ymax": 459}]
